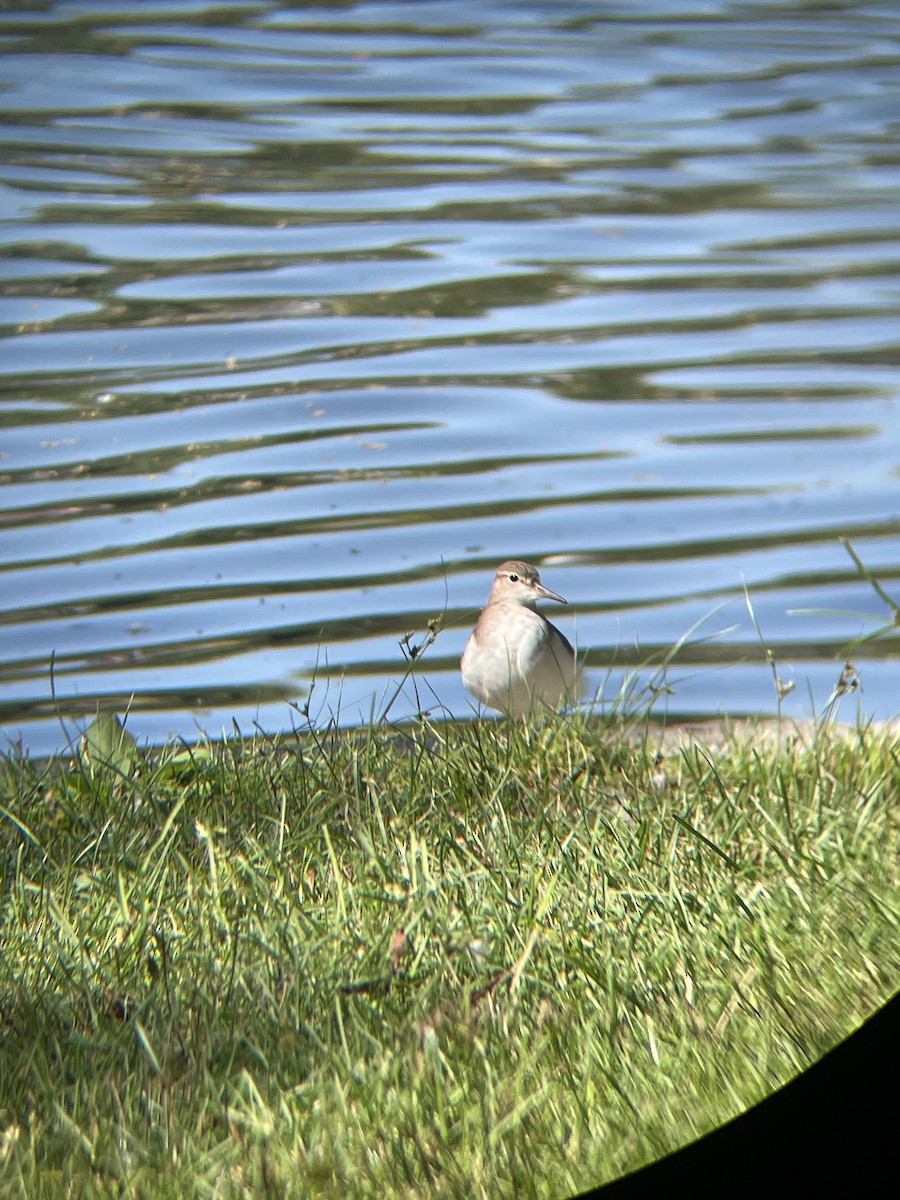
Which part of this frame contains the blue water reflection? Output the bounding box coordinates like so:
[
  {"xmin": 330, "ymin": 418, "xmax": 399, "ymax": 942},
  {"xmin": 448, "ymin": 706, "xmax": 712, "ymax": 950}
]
[{"xmin": 1, "ymin": 0, "xmax": 898, "ymax": 752}]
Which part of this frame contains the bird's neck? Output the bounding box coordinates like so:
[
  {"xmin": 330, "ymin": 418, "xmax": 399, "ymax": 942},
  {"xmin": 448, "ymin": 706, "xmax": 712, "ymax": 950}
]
[{"xmin": 491, "ymin": 598, "xmax": 537, "ymax": 611}]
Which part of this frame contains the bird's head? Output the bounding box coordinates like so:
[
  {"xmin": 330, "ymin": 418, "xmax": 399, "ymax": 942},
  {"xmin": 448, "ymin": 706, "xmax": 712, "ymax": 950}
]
[{"xmin": 487, "ymin": 560, "xmax": 567, "ymax": 608}]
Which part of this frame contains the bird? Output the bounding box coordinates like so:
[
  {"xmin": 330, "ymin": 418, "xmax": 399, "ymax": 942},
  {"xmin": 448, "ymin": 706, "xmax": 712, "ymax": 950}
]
[{"xmin": 460, "ymin": 560, "xmax": 582, "ymax": 717}]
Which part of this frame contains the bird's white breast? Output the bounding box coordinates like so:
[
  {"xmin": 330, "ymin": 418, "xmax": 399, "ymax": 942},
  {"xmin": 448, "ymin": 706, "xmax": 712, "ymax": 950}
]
[{"xmin": 461, "ymin": 603, "xmax": 579, "ymax": 717}]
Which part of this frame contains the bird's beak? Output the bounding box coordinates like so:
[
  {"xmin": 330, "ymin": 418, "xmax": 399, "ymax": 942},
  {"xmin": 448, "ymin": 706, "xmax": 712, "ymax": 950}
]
[{"xmin": 535, "ymin": 582, "xmax": 567, "ymax": 604}]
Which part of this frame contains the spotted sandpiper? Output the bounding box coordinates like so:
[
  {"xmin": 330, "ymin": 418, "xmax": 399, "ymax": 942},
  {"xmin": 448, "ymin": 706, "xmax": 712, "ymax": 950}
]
[{"xmin": 460, "ymin": 560, "xmax": 581, "ymax": 717}]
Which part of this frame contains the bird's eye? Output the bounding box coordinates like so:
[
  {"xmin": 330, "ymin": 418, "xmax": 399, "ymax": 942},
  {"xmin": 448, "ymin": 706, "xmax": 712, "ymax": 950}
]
[{"xmin": 508, "ymin": 573, "xmax": 519, "ymax": 582}]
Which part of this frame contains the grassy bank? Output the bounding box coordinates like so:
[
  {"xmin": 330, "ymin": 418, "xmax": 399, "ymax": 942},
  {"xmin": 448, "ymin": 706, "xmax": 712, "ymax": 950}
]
[{"xmin": 0, "ymin": 711, "xmax": 897, "ymax": 1197}]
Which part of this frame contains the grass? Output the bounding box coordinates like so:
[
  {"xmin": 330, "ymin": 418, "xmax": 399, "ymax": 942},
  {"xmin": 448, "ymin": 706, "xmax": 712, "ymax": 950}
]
[{"xmin": 0, "ymin": 706, "xmax": 897, "ymax": 1198}]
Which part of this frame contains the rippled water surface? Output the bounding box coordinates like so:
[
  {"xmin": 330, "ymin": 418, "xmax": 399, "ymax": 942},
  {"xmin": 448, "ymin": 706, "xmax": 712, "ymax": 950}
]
[{"xmin": 2, "ymin": 0, "xmax": 899, "ymax": 753}]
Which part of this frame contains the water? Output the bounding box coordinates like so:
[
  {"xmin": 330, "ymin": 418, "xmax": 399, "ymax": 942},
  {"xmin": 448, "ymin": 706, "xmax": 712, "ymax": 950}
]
[{"xmin": 1, "ymin": 0, "xmax": 899, "ymax": 755}]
